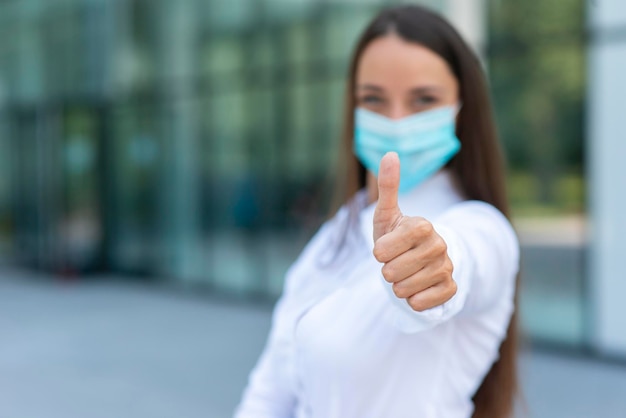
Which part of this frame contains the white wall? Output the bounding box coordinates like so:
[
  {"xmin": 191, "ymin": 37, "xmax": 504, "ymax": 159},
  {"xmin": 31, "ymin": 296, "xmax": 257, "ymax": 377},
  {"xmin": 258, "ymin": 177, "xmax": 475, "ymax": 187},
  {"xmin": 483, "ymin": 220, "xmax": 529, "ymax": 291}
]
[{"xmin": 587, "ymin": 0, "xmax": 626, "ymax": 357}]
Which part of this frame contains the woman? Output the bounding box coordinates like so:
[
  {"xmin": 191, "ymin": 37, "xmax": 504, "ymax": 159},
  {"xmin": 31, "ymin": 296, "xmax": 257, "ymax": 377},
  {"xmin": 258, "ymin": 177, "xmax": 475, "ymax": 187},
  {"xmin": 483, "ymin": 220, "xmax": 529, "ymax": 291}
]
[{"xmin": 235, "ymin": 5, "xmax": 519, "ymax": 418}]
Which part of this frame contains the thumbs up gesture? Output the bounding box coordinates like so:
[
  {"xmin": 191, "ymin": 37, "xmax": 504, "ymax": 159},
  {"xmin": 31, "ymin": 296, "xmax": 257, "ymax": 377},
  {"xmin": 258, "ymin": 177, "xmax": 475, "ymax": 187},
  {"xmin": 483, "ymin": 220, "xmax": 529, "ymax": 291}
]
[{"xmin": 373, "ymin": 152, "xmax": 457, "ymax": 312}]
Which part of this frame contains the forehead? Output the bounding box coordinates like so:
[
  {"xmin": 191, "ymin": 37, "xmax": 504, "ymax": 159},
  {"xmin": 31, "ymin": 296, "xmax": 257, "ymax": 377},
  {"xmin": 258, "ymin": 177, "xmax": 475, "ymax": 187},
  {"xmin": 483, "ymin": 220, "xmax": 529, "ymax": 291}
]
[{"xmin": 356, "ymin": 34, "xmax": 456, "ymax": 88}]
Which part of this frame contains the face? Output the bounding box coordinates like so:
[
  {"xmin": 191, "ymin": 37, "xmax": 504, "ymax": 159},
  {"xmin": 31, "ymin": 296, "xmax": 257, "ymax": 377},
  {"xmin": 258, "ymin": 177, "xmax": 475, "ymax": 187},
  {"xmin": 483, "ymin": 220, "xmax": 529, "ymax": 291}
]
[
  {"xmin": 355, "ymin": 33, "xmax": 460, "ymax": 201},
  {"xmin": 355, "ymin": 33, "xmax": 459, "ymax": 120}
]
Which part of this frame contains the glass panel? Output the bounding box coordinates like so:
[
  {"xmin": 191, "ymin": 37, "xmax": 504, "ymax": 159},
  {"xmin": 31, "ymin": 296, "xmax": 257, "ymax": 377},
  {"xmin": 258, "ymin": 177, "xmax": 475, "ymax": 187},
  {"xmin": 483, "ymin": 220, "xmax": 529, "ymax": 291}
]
[
  {"xmin": 208, "ymin": 0, "xmax": 256, "ymax": 32},
  {"xmin": 488, "ymin": 0, "xmax": 586, "ymax": 345},
  {"xmin": 206, "ymin": 90, "xmax": 262, "ymax": 294},
  {"xmin": 13, "ymin": 110, "xmax": 41, "ymax": 266},
  {"xmin": 60, "ymin": 107, "xmax": 102, "ymax": 272},
  {"xmin": 0, "ymin": 110, "xmax": 13, "ymax": 262},
  {"xmin": 11, "ymin": 108, "xmax": 63, "ymax": 271},
  {"xmin": 158, "ymin": 98, "xmax": 203, "ymax": 283},
  {"xmin": 40, "ymin": 4, "xmax": 84, "ymax": 98},
  {"xmin": 109, "ymin": 103, "xmax": 164, "ymax": 276}
]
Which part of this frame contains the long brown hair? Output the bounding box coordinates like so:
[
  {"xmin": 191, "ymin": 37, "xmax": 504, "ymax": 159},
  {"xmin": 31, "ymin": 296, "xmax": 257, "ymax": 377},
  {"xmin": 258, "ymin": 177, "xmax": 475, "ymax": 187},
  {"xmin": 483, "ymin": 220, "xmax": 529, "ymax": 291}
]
[{"xmin": 334, "ymin": 5, "xmax": 519, "ymax": 418}]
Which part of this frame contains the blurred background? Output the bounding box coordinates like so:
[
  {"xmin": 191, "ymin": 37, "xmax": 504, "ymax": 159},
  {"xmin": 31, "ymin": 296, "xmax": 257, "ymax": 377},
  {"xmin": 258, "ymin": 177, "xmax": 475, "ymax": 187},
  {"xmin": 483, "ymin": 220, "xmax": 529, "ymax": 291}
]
[{"xmin": 0, "ymin": 0, "xmax": 624, "ymax": 417}]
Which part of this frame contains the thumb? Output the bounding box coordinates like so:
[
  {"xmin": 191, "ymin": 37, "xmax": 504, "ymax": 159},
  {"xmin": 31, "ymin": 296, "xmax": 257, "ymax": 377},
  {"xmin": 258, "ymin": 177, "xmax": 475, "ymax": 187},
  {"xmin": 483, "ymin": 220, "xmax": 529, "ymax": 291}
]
[{"xmin": 373, "ymin": 152, "xmax": 402, "ymax": 242}]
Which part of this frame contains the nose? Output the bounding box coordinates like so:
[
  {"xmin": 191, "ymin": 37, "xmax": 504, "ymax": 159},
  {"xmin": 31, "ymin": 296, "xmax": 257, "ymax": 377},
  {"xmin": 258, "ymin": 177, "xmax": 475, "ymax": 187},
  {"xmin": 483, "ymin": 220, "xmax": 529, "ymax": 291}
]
[{"xmin": 387, "ymin": 102, "xmax": 413, "ymax": 120}]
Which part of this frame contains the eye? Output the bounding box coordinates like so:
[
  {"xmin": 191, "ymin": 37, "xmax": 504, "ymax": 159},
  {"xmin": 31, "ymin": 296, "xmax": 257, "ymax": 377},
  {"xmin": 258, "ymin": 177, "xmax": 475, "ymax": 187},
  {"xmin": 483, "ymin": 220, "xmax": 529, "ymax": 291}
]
[
  {"xmin": 358, "ymin": 95, "xmax": 384, "ymax": 105},
  {"xmin": 413, "ymin": 95, "xmax": 438, "ymax": 106}
]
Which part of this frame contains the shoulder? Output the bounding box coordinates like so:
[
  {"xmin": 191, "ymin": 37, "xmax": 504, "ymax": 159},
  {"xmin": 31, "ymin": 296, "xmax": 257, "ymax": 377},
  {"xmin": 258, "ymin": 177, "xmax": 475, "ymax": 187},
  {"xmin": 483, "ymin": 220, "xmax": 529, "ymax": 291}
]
[{"xmin": 282, "ymin": 199, "xmax": 357, "ymax": 294}]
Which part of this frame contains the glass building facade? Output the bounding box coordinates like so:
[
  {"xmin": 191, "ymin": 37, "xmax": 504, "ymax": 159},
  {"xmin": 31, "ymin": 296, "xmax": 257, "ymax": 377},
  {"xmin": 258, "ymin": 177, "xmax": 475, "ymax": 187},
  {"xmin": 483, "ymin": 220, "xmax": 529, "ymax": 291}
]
[{"xmin": 0, "ymin": 0, "xmax": 587, "ymax": 348}]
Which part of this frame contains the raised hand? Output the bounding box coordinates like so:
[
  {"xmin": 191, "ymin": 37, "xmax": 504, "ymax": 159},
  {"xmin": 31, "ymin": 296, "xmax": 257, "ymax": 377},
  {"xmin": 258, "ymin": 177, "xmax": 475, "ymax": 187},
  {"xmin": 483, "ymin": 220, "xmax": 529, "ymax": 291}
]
[{"xmin": 372, "ymin": 152, "xmax": 457, "ymax": 312}]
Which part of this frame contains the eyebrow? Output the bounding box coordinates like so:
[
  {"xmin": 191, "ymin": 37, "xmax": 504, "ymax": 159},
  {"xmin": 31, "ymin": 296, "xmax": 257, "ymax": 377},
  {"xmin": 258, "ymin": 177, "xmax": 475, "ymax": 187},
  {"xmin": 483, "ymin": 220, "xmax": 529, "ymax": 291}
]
[
  {"xmin": 356, "ymin": 84, "xmax": 443, "ymax": 94},
  {"xmin": 409, "ymin": 86, "xmax": 443, "ymax": 95},
  {"xmin": 357, "ymin": 84, "xmax": 384, "ymax": 92}
]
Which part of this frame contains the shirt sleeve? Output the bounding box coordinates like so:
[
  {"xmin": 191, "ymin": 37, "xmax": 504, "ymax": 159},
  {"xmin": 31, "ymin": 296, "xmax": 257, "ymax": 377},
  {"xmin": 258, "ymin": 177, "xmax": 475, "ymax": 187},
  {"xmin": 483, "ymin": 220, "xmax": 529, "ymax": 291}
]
[{"xmin": 383, "ymin": 200, "xmax": 520, "ymax": 333}]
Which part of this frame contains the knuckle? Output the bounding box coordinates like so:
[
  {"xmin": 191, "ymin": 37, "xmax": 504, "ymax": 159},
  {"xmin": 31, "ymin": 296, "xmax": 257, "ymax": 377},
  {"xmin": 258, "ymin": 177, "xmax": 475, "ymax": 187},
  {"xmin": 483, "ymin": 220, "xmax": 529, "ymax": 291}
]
[
  {"xmin": 436, "ymin": 237, "xmax": 448, "ymax": 254},
  {"xmin": 435, "ymin": 269, "xmax": 448, "ymax": 284},
  {"xmin": 412, "ymin": 227, "xmax": 424, "ymax": 242},
  {"xmin": 392, "ymin": 283, "xmax": 407, "ymax": 299},
  {"xmin": 438, "ymin": 280, "xmax": 457, "ymax": 304},
  {"xmin": 411, "ymin": 221, "xmax": 427, "ymax": 238},
  {"xmin": 435, "ymin": 256, "xmax": 452, "ymax": 276},
  {"xmin": 448, "ymin": 280, "xmax": 458, "ymax": 297},
  {"xmin": 408, "ymin": 295, "xmax": 428, "ymax": 312},
  {"xmin": 372, "ymin": 245, "xmax": 386, "ymax": 262},
  {"xmin": 381, "ymin": 264, "xmax": 395, "ymax": 282},
  {"xmin": 418, "ymin": 219, "xmax": 434, "ymax": 235}
]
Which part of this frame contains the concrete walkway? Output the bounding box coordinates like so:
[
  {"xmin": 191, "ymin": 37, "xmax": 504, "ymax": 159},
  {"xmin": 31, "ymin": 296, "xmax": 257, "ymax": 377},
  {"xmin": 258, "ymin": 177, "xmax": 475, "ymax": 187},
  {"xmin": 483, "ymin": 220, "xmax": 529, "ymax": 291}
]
[{"xmin": 0, "ymin": 269, "xmax": 625, "ymax": 418}]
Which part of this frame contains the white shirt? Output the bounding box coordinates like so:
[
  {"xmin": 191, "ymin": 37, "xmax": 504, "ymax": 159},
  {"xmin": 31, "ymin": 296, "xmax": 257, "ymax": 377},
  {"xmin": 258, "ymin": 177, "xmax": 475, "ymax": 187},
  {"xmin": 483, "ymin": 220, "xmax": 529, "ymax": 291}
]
[{"xmin": 234, "ymin": 170, "xmax": 519, "ymax": 418}]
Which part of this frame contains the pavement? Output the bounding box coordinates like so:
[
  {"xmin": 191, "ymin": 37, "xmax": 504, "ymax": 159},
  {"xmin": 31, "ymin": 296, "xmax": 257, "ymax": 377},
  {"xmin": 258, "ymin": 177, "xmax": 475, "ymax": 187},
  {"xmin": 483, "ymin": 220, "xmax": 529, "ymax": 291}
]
[{"xmin": 0, "ymin": 268, "xmax": 625, "ymax": 418}]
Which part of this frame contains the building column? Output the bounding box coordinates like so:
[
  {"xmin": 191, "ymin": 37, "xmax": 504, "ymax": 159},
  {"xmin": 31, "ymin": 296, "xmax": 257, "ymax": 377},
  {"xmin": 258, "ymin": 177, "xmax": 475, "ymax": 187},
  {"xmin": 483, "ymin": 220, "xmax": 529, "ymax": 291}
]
[
  {"xmin": 157, "ymin": 0, "xmax": 201, "ymax": 282},
  {"xmin": 587, "ymin": 0, "xmax": 626, "ymax": 357},
  {"xmin": 443, "ymin": 0, "xmax": 487, "ymax": 58}
]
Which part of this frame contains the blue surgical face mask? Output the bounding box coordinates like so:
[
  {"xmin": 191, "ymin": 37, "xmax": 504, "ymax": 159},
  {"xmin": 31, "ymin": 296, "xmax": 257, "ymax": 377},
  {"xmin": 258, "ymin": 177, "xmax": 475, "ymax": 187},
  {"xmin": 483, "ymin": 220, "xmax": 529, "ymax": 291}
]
[{"xmin": 353, "ymin": 105, "xmax": 461, "ymax": 194}]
